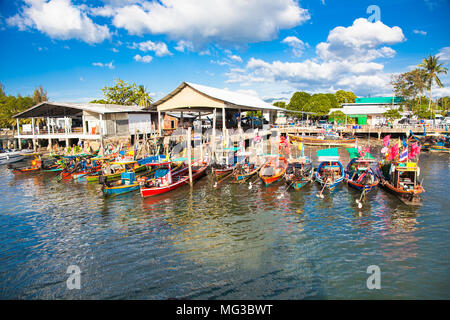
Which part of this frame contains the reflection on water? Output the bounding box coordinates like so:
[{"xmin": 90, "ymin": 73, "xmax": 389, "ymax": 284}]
[{"xmin": 0, "ymin": 148, "xmax": 449, "ymax": 299}]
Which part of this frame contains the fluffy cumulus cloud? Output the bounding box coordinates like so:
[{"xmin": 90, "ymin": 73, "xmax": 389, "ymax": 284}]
[
  {"xmin": 128, "ymin": 40, "xmax": 171, "ymax": 56},
  {"xmin": 226, "ymin": 18, "xmax": 406, "ymax": 96},
  {"xmin": 134, "ymin": 54, "xmax": 153, "ymax": 63},
  {"xmin": 315, "ymin": 18, "xmax": 405, "ymax": 62},
  {"xmin": 174, "ymin": 40, "xmax": 194, "ymax": 52},
  {"xmin": 282, "ymin": 36, "xmax": 307, "ymax": 57},
  {"xmin": 7, "ymin": 0, "xmax": 111, "ymax": 44},
  {"xmin": 111, "ymin": 0, "xmax": 309, "ymax": 46}
]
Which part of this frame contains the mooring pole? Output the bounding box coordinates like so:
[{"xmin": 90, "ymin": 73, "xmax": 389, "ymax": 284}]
[{"xmin": 187, "ymin": 127, "xmax": 193, "ymax": 187}]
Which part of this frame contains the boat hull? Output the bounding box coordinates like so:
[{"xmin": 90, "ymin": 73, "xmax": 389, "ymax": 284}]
[
  {"xmin": 315, "ymin": 160, "xmax": 345, "ymax": 190},
  {"xmin": 141, "ymin": 163, "xmax": 208, "ymax": 197},
  {"xmin": 289, "ymin": 134, "xmax": 356, "ymax": 147},
  {"xmin": 259, "ymin": 157, "xmax": 288, "ymax": 186},
  {"xmin": 103, "ymin": 183, "xmax": 141, "ymax": 196}
]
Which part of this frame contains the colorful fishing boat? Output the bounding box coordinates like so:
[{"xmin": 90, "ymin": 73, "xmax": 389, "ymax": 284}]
[
  {"xmin": 429, "ymin": 141, "xmax": 450, "ymax": 152},
  {"xmin": 345, "ymin": 148, "xmax": 379, "ymax": 207},
  {"xmin": 232, "ymin": 163, "xmax": 261, "ymax": 183},
  {"xmin": 140, "ymin": 160, "xmax": 208, "ymax": 198},
  {"xmin": 259, "ymin": 156, "xmax": 288, "ymax": 186},
  {"xmin": 87, "ymin": 155, "xmax": 164, "ymax": 182},
  {"xmin": 285, "ymin": 156, "xmax": 313, "ymax": 190},
  {"xmin": 315, "ymin": 148, "xmax": 345, "ymax": 191},
  {"xmin": 11, "ymin": 153, "xmax": 42, "ymax": 174},
  {"xmin": 102, "ymin": 161, "xmax": 142, "ymax": 196},
  {"xmin": 212, "ymin": 164, "xmax": 235, "ymax": 178},
  {"xmin": 289, "ymin": 133, "xmax": 356, "ymax": 147},
  {"xmin": 376, "ymin": 160, "xmax": 424, "ymax": 205}
]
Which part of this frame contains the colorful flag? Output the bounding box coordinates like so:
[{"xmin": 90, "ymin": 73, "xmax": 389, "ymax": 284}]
[
  {"xmin": 402, "ymin": 137, "xmax": 407, "ymax": 148},
  {"xmin": 409, "ymin": 142, "xmax": 421, "ymax": 159},
  {"xmin": 399, "ymin": 148, "xmax": 408, "ymax": 162},
  {"xmin": 388, "ymin": 143, "xmax": 399, "ymax": 161},
  {"xmin": 383, "ymin": 135, "xmax": 390, "ymax": 147}
]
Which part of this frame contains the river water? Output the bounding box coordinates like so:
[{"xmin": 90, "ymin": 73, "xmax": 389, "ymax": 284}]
[{"xmin": 0, "ymin": 147, "xmax": 449, "ymax": 299}]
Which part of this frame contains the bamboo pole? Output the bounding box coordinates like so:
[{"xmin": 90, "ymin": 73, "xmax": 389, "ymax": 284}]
[
  {"xmin": 187, "ymin": 127, "xmax": 193, "ymax": 186},
  {"xmin": 212, "ymin": 108, "xmax": 217, "ymax": 163}
]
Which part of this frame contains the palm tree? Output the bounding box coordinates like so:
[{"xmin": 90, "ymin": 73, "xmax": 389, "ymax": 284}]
[
  {"xmin": 136, "ymin": 85, "xmax": 152, "ymax": 108},
  {"xmin": 418, "ymin": 55, "xmax": 448, "ymax": 112}
]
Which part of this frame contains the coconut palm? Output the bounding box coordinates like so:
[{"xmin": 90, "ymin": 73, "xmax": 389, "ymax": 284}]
[
  {"xmin": 136, "ymin": 85, "xmax": 152, "ymax": 108},
  {"xmin": 418, "ymin": 55, "xmax": 448, "ymax": 112}
]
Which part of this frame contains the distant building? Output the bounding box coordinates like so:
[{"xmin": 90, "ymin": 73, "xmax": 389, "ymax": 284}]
[{"xmin": 329, "ymin": 96, "xmax": 404, "ymax": 126}]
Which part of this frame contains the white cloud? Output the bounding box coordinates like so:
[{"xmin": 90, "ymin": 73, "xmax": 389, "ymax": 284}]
[
  {"xmin": 7, "ymin": 0, "xmax": 111, "ymax": 44},
  {"xmin": 129, "ymin": 40, "xmax": 171, "ymax": 56},
  {"xmin": 92, "ymin": 61, "xmax": 114, "ymax": 69},
  {"xmin": 229, "ymin": 54, "xmax": 243, "ymax": 63},
  {"xmin": 434, "ymin": 87, "xmax": 450, "ymax": 98},
  {"xmin": 134, "ymin": 54, "xmax": 153, "ymax": 63},
  {"xmin": 111, "ymin": 0, "xmax": 309, "ymax": 46},
  {"xmin": 316, "ymin": 18, "xmax": 405, "ymax": 62},
  {"xmin": 225, "ymin": 18, "xmax": 406, "ymax": 96},
  {"xmin": 282, "ymin": 36, "xmax": 307, "ymax": 57},
  {"xmin": 437, "ymin": 47, "xmax": 450, "ymax": 61},
  {"xmin": 413, "ymin": 29, "xmax": 427, "ymax": 35},
  {"xmin": 174, "ymin": 40, "xmax": 194, "ymax": 52},
  {"xmin": 111, "ymin": 47, "xmax": 119, "ymax": 52}
]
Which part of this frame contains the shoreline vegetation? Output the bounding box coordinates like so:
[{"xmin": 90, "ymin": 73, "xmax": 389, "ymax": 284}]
[{"xmin": 0, "ymin": 55, "xmax": 448, "ymax": 132}]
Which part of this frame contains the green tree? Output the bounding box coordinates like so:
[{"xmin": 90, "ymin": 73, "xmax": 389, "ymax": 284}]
[
  {"xmin": 391, "ymin": 68, "xmax": 428, "ymax": 110},
  {"xmin": 329, "ymin": 110, "xmax": 346, "ymax": 124},
  {"xmin": 97, "ymin": 79, "xmax": 153, "ymax": 106},
  {"xmin": 287, "ymin": 92, "xmax": 311, "ymax": 117},
  {"xmin": 383, "ymin": 109, "xmax": 402, "ymax": 123},
  {"xmin": 303, "ymin": 94, "xmax": 332, "ymax": 117},
  {"xmin": 335, "ymin": 90, "xmax": 356, "ymax": 104},
  {"xmin": 418, "ymin": 55, "xmax": 448, "ymax": 112},
  {"xmin": 32, "ymin": 85, "xmax": 48, "ymax": 105}
]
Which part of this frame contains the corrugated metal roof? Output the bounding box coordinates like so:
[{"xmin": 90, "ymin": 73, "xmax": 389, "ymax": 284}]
[
  {"xmin": 14, "ymin": 101, "xmax": 150, "ymax": 118},
  {"xmin": 152, "ymin": 82, "xmax": 284, "ymax": 111}
]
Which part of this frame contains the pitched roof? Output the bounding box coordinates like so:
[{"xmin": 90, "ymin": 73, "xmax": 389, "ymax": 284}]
[
  {"xmin": 13, "ymin": 101, "xmax": 150, "ymax": 118},
  {"xmin": 152, "ymin": 82, "xmax": 284, "ymax": 111}
]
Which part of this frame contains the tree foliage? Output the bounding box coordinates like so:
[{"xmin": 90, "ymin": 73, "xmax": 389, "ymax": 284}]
[
  {"xmin": 329, "ymin": 110, "xmax": 346, "ymax": 124},
  {"xmin": 0, "ymin": 84, "xmax": 35, "ymax": 128},
  {"xmin": 335, "ymin": 90, "xmax": 356, "ymax": 104},
  {"xmin": 383, "ymin": 109, "xmax": 402, "ymax": 122},
  {"xmin": 92, "ymin": 79, "xmax": 153, "ymax": 106},
  {"xmin": 418, "ymin": 55, "xmax": 448, "ymax": 111},
  {"xmin": 33, "ymin": 85, "xmax": 48, "ymax": 105},
  {"xmin": 287, "ymin": 91, "xmax": 311, "ymax": 116}
]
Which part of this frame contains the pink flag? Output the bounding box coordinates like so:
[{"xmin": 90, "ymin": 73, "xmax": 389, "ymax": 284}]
[
  {"xmin": 388, "ymin": 144, "xmax": 399, "ymax": 161},
  {"xmin": 409, "ymin": 143, "xmax": 420, "ymax": 159},
  {"xmin": 383, "ymin": 135, "xmax": 391, "ymax": 147}
]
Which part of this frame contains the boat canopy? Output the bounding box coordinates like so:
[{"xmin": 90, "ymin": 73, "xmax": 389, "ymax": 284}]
[
  {"xmin": 346, "ymin": 148, "xmax": 375, "ymax": 160},
  {"xmin": 317, "ymin": 148, "xmax": 340, "ymax": 162}
]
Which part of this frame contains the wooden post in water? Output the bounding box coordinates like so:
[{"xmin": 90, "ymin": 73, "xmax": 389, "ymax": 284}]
[
  {"xmin": 187, "ymin": 127, "xmax": 193, "ymax": 187},
  {"xmin": 212, "ymin": 108, "xmax": 217, "ymax": 163}
]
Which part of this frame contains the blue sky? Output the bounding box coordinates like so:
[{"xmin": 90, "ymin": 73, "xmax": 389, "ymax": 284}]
[{"xmin": 0, "ymin": 0, "xmax": 449, "ymax": 103}]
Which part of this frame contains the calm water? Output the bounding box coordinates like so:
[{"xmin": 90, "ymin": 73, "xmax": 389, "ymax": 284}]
[{"xmin": 0, "ymin": 148, "xmax": 449, "ymax": 299}]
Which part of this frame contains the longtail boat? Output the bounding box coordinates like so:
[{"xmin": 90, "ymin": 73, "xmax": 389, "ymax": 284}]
[
  {"xmin": 285, "ymin": 156, "xmax": 313, "ymax": 190},
  {"xmin": 315, "ymin": 148, "xmax": 345, "ymax": 191},
  {"xmin": 376, "ymin": 160, "xmax": 424, "ymax": 205},
  {"xmin": 11, "ymin": 153, "xmax": 41, "ymax": 174},
  {"xmin": 140, "ymin": 160, "xmax": 208, "ymax": 198},
  {"xmin": 345, "ymin": 148, "xmax": 379, "ymax": 207},
  {"xmin": 429, "ymin": 140, "xmax": 450, "ymax": 152},
  {"xmin": 288, "ymin": 133, "xmax": 356, "ymax": 147},
  {"xmin": 212, "ymin": 146, "xmax": 239, "ymax": 178},
  {"xmin": 232, "ymin": 163, "xmax": 261, "ymax": 183},
  {"xmin": 259, "ymin": 156, "xmax": 288, "ymax": 186},
  {"xmin": 101, "ymin": 161, "xmax": 143, "ymax": 196}
]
